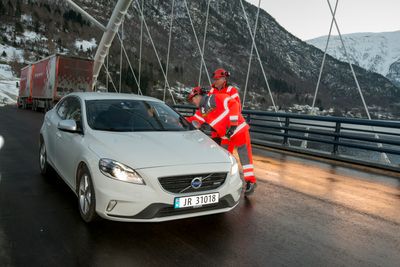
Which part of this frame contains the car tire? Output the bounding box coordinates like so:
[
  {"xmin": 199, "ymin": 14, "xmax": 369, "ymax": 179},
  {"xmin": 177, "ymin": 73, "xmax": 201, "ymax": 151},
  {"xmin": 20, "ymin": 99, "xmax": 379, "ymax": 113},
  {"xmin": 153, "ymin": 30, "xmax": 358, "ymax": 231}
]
[
  {"xmin": 77, "ymin": 165, "xmax": 99, "ymax": 223},
  {"xmin": 39, "ymin": 139, "xmax": 51, "ymax": 177}
]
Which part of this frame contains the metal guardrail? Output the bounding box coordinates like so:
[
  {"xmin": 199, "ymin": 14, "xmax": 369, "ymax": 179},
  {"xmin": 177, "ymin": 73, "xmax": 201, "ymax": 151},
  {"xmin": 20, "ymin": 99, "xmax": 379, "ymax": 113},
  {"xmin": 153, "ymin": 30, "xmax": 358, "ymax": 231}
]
[{"xmin": 173, "ymin": 105, "xmax": 400, "ymax": 172}]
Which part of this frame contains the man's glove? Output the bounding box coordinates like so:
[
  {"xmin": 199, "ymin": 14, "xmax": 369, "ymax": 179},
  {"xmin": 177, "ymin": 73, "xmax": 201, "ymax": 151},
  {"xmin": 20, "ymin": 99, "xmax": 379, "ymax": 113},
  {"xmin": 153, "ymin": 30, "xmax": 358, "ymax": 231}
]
[
  {"xmin": 225, "ymin": 126, "xmax": 237, "ymax": 139},
  {"xmin": 200, "ymin": 123, "xmax": 212, "ymax": 132}
]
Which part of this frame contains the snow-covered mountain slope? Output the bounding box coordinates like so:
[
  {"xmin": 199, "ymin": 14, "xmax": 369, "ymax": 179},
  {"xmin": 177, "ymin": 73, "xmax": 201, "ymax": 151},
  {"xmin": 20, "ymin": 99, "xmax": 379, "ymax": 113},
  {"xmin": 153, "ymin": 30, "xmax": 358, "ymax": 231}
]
[
  {"xmin": 0, "ymin": 64, "xmax": 18, "ymax": 105},
  {"xmin": 307, "ymin": 31, "xmax": 400, "ymax": 86}
]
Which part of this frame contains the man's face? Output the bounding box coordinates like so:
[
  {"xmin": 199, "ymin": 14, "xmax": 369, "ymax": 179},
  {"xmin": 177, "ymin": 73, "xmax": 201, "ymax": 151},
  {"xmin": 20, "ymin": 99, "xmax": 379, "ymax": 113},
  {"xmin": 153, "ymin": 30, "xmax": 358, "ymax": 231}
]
[
  {"xmin": 192, "ymin": 95, "xmax": 202, "ymax": 107},
  {"xmin": 213, "ymin": 77, "xmax": 226, "ymax": 89}
]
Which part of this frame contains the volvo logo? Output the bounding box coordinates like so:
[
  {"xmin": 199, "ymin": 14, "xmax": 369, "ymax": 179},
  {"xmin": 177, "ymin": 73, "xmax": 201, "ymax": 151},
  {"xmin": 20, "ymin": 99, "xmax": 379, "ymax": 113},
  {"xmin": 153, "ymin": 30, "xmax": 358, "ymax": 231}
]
[{"xmin": 191, "ymin": 177, "xmax": 203, "ymax": 189}]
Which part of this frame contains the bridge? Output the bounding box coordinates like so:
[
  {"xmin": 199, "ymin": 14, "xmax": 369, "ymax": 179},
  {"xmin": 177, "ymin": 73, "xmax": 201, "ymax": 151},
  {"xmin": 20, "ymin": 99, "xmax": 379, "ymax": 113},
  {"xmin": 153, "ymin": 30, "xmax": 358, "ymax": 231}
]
[
  {"xmin": 1, "ymin": 0, "xmax": 400, "ymax": 266},
  {"xmin": 1, "ymin": 105, "xmax": 400, "ymax": 266}
]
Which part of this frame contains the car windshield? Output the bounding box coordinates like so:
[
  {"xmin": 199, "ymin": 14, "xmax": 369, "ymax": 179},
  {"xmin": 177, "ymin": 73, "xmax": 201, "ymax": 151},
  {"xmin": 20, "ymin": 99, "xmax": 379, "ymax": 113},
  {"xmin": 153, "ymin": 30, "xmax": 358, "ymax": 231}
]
[{"xmin": 86, "ymin": 99, "xmax": 193, "ymax": 132}]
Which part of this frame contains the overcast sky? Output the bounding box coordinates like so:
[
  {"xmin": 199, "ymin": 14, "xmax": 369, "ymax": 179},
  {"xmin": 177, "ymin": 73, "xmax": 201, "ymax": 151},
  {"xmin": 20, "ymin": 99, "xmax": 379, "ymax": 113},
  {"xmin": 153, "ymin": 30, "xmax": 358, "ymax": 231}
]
[{"xmin": 245, "ymin": 0, "xmax": 400, "ymax": 40}]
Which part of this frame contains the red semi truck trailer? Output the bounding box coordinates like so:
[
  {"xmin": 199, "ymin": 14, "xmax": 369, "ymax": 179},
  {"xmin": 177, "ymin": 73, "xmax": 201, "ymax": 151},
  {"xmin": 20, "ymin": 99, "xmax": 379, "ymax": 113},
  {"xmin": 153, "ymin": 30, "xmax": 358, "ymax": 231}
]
[{"xmin": 18, "ymin": 54, "xmax": 94, "ymax": 111}]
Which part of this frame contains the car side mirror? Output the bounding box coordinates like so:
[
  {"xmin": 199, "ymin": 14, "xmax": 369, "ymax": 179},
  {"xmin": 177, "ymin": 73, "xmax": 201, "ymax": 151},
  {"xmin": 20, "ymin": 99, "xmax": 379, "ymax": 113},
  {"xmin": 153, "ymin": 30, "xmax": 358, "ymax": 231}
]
[{"xmin": 58, "ymin": 120, "xmax": 81, "ymax": 133}]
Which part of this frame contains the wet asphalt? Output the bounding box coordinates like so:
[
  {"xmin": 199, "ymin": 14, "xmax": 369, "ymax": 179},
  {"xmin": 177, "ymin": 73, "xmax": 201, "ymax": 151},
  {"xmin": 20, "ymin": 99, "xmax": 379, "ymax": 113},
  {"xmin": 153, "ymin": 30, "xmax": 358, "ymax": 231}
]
[{"xmin": 1, "ymin": 105, "xmax": 400, "ymax": 267}]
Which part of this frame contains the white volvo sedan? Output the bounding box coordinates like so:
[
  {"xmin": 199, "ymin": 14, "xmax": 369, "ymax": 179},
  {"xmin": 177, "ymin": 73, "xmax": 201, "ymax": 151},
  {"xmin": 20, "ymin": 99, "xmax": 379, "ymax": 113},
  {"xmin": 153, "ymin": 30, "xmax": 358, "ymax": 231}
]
[{"xmin": 39, "ymin": 92, "xmax": 243, "ymax": 222}]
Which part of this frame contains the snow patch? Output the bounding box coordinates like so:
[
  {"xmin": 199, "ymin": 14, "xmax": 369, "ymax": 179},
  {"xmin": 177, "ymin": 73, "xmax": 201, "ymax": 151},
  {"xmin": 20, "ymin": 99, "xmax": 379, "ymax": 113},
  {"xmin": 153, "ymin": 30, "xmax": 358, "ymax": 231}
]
[
  {"xmin": 0, "ymin": 44, "xmax": 24, "ymax": 63},
  {"xmin": 75, "ymin": 38, "xmax": 97, "ymax": 52},
  {"xmin": 0, "ymin": 64, "xmax": 19, "ymax": 105},
  {"xmin": 0, "ymin": 64, "xmax": 14, "ymax": 80}
]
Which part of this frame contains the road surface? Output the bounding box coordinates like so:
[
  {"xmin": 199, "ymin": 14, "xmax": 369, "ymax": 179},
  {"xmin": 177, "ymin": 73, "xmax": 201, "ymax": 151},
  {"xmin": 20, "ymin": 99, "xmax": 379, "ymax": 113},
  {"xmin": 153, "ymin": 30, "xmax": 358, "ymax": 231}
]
[{"xmin": 1, "ymin": 106, "xmax": 400, "ymax": 266}]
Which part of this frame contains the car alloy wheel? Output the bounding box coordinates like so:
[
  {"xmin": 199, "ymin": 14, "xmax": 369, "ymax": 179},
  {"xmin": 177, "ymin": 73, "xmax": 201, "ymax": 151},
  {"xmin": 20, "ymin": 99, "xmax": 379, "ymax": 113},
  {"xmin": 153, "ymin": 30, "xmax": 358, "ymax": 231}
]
[
  {"xmin": 79, "ymin": 174, "xmax": 92, "ymax": 215},
  {"xmin": 39, "ymin": 140, "xmax": 49, "ymax": 176},
  {"xmin": 77, "ymin": 166, "xmax": 98, "ymax": 223}
]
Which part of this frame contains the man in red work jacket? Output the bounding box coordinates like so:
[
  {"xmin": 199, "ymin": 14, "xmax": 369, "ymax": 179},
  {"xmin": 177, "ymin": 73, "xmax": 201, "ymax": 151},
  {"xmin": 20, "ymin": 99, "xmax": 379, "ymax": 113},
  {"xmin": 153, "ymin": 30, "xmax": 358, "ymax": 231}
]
[
  {"xmin": 188, "ymin": 87, "xmax": 256, "ymax": 196},
  {"xmin": 186, "ymin": 68, "xmax": 241, "ymax": 143},
  {"xmin": 210, "ymin": 68, "xmax": 241, "ymax": 106}
]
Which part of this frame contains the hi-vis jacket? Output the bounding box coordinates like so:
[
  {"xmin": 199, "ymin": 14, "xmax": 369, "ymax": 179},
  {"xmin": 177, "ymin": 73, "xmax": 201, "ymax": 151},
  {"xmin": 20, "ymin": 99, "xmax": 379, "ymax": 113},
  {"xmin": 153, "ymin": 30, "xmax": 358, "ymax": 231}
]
[
  {"xmin": 186, "ymin": 85, "xmax": 241, "ymax": 125},
  {"xmin": 209, "ymin": 85, "xmax": 241, "ymax": 108},
  {"xmin": 200, "ymin": 93, "xmax": 248, "ymax": 139}
]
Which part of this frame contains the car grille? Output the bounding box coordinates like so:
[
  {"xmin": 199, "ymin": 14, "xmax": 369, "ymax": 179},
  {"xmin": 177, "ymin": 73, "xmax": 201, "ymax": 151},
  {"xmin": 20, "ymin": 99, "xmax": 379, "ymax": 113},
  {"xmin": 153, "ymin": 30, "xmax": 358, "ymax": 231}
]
[{"xmin": 158, "ymin": 172, "xmax": 227, "ymax": 194}]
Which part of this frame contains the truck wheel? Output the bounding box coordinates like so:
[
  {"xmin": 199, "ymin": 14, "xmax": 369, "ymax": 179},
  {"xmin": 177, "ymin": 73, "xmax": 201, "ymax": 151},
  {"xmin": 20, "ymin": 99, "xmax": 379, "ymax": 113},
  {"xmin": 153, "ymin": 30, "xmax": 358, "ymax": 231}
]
[{"xmin": 77, "ymin": 165, "xmax": 99, "ymax": 223}]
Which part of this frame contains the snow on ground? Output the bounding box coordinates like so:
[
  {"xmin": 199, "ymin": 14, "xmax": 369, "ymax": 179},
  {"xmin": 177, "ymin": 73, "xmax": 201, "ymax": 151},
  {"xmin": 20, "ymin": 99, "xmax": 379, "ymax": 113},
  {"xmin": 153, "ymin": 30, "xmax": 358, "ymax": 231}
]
[
  {"xmin": 0, "ymin": 64, "xmax": 14, "ymax": 80},
  {"xmin": 0, "ymin": 44, "xmax": 24, "ymax": 63},
  {"xmin": 0, "ymin": 64, "xmax": 19, "ymax": 105},
  {"xmin": 75, "ymin": 38, "xmax": 97, "ymax": 52},
  {"xmin": 22, "ymin": 30, "xmax": 47, "ymax": 42},
  {"xmin": 20, "ymin": 14, "xmax": 33, "ymax": 25}
]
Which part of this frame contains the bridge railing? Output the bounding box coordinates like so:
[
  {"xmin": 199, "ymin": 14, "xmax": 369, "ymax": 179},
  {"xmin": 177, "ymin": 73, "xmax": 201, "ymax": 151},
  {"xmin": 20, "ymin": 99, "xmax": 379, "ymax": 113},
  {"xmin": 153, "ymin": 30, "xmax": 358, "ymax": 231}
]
[{"xmin": 173, "ymin": 105, "xmax": 400, "ymax": 172}]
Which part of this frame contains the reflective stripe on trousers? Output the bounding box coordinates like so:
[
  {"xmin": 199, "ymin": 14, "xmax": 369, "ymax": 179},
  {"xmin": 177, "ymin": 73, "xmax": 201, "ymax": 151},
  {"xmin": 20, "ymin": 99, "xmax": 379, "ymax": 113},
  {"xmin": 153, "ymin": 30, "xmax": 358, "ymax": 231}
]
[{"xmin": 222, "ymin": 130, "xmax": 256, "ymax": 183}]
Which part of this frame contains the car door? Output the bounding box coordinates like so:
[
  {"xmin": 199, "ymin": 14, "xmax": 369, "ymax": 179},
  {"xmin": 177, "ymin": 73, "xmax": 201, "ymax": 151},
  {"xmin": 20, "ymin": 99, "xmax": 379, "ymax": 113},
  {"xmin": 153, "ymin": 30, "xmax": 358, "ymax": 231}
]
[
  {"xmin": 55, "ymin": 96, "xmax": 84, "ymax": 188},
  {"xmin": 45, "ymin": 98, "xmax": 69, "ymax": 168}
]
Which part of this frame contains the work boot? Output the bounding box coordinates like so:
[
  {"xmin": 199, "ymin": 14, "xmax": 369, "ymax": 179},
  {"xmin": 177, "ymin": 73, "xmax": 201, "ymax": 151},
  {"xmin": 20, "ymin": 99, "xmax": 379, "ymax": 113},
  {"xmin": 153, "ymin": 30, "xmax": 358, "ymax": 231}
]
[{"xmin": 245, "ymin": 181, "xmax": 256, "ymax": 196}]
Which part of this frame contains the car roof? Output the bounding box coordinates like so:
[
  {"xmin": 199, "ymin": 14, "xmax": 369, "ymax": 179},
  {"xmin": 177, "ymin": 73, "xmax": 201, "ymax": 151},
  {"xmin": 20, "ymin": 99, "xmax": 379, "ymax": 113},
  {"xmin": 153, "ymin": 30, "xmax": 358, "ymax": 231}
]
[{"xmin": 68, "ymin": 92, "xmax": 163, "ymax": 102}]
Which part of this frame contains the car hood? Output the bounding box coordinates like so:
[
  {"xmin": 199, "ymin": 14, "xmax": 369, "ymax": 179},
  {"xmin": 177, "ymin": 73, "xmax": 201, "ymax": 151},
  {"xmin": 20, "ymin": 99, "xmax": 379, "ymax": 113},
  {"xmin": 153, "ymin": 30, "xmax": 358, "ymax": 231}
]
[{"xmin": 88, "ymin": 130, "xmax": 230, "ymax": 169}]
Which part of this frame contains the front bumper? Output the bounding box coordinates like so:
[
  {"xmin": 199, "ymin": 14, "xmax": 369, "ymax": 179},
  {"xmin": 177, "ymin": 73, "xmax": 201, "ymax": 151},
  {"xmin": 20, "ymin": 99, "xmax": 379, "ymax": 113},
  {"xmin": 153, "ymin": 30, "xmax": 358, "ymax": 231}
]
[{"xmin": 91, "ymin": 162, "xmax": 243, "ymax": 222}]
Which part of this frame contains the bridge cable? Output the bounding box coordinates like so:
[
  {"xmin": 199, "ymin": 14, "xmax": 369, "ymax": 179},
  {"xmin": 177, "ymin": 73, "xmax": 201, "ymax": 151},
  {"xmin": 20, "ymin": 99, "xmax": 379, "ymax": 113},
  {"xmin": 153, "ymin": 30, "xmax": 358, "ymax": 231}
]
[
  {"xmin": 239, "ymin": 0, "xmax": 289, "ymax": 145},
  {"xmin": 311, "ymin": 0, "xmax": 338, "ymax": 112},
  {"xmin": 119, "ymin": 17, "xmax": 124, "ymax": 93},
  {"xmin": 163, "ymin": 0, "xmax": 176, "ymax": 102},
  {"xmin": 197, "ymin": 0, "xmax": 212, "ymax": 86},
  {"xmin": 135, "ymin": 0, "xmax": 177, "ymax": 104},
  {"xmin": 138, "ymin": 0, "xmax": 144, "ymax": 88},
  {"xmin": 239, "ymin": 0, "xmax": 278, "ymax": 112},
  {"xmin": 103, "ymin": 64, "xmax": 118, "ymax": 93},
  {"xmin": 106, "ymin": 53, "xmax": 109, "ymax": 91},
  {"xmin": 242, "ymin": 0, "xmax": 261, "ymax": 108},
  {"xmin": 326, "ymin": 0, "xmax": 391, "ymax": 164},
  {"xmin": 183, "ymin": 0, "xmax": 211, "ymax": 85},
  {"xmin": 117, "ymin": 33, "xmax": 143, "ymax": 95},
  {"xmin": 301, "ymin": 0, "xmax": 338, "ymax": 149}
]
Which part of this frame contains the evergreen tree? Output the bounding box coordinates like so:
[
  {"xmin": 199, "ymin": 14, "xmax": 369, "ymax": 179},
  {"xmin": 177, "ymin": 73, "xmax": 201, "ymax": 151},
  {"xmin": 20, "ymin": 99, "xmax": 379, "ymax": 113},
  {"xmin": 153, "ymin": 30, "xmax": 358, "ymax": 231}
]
[
  {"xmin": 1, "ymin": 51, "xmax": 7, "ymax": 57},
  {"xmin": 15, "ymin": 21, "xmax": 23, "ymax": 34},
  {"xmin": 0, "ymin": 1, "xmax": 5, "ymax": 15},
  {"xmin": 15, "ymin": 0, "xmax": 21, "ymax": 17}
]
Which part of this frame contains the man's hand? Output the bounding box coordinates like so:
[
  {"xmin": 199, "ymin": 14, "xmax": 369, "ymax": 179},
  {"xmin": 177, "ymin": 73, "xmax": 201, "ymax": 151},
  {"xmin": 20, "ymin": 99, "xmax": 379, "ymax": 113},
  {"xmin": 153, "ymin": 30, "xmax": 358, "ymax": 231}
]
[{"xmin": 225, "ymin": 126, "xmax": 237, "ymax": 139}]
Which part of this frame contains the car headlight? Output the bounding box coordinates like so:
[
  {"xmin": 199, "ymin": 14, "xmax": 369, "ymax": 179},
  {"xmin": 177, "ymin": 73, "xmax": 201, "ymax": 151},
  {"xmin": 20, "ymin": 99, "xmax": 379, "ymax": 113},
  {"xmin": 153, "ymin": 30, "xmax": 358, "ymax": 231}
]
[
  {"xmin": 99, "ymin": 158, "xmax": 145, "ymax": 185},
  {"xmin": 229, "ymin": 154, "xmax": 239, "ymax": 176}
]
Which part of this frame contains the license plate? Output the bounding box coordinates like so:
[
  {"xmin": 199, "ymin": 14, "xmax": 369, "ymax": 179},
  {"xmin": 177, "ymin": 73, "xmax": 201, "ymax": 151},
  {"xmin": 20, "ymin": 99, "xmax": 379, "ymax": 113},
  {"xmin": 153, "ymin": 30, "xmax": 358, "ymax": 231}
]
[{"xmin": 174, "ymin": 193, "xmax": 219, "ymax": 209}]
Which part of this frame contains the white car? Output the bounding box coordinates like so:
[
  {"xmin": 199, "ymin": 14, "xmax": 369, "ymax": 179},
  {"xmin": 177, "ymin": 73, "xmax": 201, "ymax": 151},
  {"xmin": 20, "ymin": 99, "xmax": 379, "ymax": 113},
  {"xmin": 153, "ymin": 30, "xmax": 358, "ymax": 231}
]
[{"xmin": 39, "ymin": 92, "xmax": 243, "ymax": 222}]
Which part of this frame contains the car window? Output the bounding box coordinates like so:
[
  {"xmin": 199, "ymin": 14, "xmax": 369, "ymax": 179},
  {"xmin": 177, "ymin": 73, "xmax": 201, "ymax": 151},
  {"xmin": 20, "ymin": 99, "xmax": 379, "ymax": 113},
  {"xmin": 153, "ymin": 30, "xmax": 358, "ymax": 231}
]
[
  {"xmin": 57, "ymin": 98, "xmax": 70, "ymax": 120},
  {"xmin": 85, "ymin": 99, "xmax": 193, "ymax": 132},
  {"xmin": 65, "ymin": 98, "xmax": 82, "ymax": 129}
]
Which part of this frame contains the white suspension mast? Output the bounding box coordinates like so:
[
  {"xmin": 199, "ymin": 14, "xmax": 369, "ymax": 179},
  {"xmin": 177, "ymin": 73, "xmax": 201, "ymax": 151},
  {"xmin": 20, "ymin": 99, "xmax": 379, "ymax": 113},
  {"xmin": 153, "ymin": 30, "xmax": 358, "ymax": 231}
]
[{"xmin": 92, "ymin": 0, "xmax": 133, "ymax": 87}]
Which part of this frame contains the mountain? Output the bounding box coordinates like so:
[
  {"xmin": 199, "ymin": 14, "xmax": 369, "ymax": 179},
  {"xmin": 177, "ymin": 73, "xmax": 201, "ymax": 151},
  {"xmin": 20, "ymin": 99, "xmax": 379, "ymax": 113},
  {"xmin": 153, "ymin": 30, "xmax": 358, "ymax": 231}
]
[
  {"xmin": 1, "ymin": 0, "xmax": 399, "ymax": 117},
  {"xmin": 307, "ymin": 31, "xmax": 400, "ymax": 87}
]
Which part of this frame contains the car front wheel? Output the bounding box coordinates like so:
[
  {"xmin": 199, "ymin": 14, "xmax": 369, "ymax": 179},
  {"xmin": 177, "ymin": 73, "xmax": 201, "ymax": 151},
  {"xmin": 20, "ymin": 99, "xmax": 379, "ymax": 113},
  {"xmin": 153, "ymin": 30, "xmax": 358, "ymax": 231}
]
[
  {"xmin": 39, "ymin": 139, "xmax": 50, "ymax": 176},
  {"xmin": 77, "ymin": 166, "xmax": 98, "ymax": 223}
]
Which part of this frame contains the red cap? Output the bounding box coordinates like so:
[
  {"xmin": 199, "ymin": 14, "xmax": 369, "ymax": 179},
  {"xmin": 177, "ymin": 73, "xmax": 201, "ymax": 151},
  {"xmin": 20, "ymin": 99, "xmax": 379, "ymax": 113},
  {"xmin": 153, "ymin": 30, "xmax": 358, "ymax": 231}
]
[
  {"xmin": 212, "ymin": 68, "xmax": 230, "ymax": 80},
  {"xmin": 187, "ymin": 86, "xmax": 204, "ymax": 101}
]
